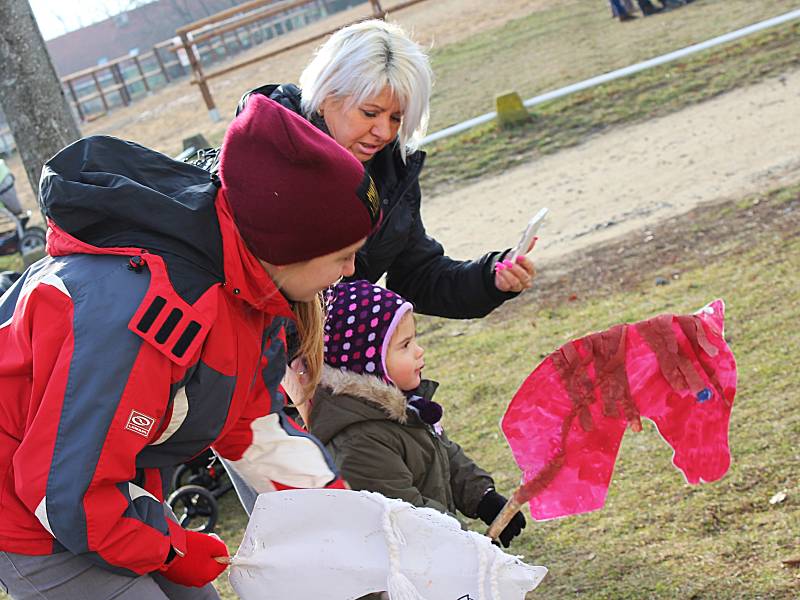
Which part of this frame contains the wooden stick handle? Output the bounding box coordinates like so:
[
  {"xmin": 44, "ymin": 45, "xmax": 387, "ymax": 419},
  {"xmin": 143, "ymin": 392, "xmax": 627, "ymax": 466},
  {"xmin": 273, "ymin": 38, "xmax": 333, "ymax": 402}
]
[
  {"xmin": 486, "ymin": 493, "xmax": 524, "ymax": 541},
  {"xmin": 214, "ymin": 555, "xmax": 232, "ymax": 565}
]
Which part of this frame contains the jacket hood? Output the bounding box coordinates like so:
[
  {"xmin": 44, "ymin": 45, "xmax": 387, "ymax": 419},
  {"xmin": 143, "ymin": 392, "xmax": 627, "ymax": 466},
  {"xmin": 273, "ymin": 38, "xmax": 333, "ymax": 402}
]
[
  {"xmin": 40, "ymin": 135, "xmax": 224, "ymax": 284},
  {"xmin": 309, "ymin": 366, "xmax": 442, "ymax": 443}
]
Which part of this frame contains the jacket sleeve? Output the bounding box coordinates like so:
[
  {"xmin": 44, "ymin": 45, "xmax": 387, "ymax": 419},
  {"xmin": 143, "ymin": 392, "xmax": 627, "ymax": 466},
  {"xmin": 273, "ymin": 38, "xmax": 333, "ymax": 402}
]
[
  {"xmin": 214, "ymin": 409, "xmax": 343, "ymax": 492},
  {"xmin": 440, "ymin": 431, "xmax": 494, "ymax": 518},
  {"xmin": 384, "ymin": 180, "xmax": 518, "ymax": 319},
  {"xmin": 213, "ymin": 317, "xmax": 342, "ymax": 492},
  {"xmin": 328, "ymin": 425, "xmax": 453, "ymax": 516},
  {"xmin": 8, "ymin": 266, "xmax": 186, "ymax": 576}
]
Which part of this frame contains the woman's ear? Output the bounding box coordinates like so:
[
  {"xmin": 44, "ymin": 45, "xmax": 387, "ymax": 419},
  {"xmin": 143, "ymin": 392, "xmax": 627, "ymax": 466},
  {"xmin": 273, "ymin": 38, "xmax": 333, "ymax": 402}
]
[{"xmin": 318, "ymin": 97, "xmax": 330, "ymax": 118}]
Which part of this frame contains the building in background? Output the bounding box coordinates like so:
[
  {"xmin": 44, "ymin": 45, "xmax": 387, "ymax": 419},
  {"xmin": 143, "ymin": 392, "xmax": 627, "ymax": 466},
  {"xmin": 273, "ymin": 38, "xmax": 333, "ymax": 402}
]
[{"xmin": 45, "ymin": 0, "xmax": 367, "ymax": 76}]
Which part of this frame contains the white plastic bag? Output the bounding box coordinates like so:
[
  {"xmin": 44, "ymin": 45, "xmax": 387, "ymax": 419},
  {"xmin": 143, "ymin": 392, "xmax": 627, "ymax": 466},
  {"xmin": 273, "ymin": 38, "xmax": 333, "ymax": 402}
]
[{"xmin": 229, "ymin": 489, "xmax": 546, "ymax": 600}]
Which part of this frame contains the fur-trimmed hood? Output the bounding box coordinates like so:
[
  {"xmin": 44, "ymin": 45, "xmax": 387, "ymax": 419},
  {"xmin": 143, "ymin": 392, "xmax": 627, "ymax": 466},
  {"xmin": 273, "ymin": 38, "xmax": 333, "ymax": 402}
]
[
  {"xmin": 307, "ymin": 365, "xmax": 494, "ymax": 520},
  {"xmin": 309, "ymin": 366, "xmax": 439, "ymax": 443}
]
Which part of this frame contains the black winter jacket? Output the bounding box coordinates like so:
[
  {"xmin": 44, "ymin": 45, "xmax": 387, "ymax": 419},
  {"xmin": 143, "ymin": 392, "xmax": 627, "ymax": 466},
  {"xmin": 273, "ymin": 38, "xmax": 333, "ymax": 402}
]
[{"xmin": 238, "ymin": 84, "xmax": 518, "ymax": 319}]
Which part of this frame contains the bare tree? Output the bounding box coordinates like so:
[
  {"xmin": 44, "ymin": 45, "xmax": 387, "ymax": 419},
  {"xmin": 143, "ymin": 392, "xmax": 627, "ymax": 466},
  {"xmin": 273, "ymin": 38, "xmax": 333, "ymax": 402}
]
[
  {"xmin": 48, "ymin": 9, "xmax": 71, "ymax": 37},
  {"xmin": 166, "ymin": 0, "xmax": 195, "ymax": 23},
  {"xmin": 197, "ymin": 0, "xmax": 214, "ymax": 17},
  {"xmin": 0, "ymin": 0, "xmax": 81, "ymax": 199},
  {"xmin": 97, "ymin": 0, "xmax": 156, "ymax": 21}
]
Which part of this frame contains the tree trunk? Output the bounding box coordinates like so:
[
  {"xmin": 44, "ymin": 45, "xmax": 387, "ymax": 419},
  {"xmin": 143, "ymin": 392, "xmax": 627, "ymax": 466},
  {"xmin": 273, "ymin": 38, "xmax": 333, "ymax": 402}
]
[{"xmin": 0, "ymin": 0, "xmax": 81, "ymax": 200}]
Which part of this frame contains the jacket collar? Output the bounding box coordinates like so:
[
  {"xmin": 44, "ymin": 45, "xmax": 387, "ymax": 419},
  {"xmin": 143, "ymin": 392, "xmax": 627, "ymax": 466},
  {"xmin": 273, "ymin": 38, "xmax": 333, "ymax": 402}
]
[
  {"xmin": 46, "ymin": 188, "xmax": 294, "ymax": 323},
  {"xmin": 319, "ymin": 365, "xmax": 409, "ymax": 424},
  {"xmin": 214, "ymin": 189, "xmax": 294, "ymax": 318},
  {"xmin": 411, "ymin": 379, "xmax": 440, "ymax": 402},
  {"xmin": 318, "ymin": 365, "xmax": 441, "ymax": 423}
]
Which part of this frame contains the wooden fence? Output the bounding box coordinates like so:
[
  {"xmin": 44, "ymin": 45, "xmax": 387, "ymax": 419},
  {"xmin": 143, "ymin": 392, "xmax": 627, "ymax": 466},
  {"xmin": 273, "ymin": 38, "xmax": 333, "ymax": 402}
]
[
  {"xmin": 56, "ymin": 0, "xmax": 428, "ymax": 123},
  {"xmin": 180, "ymin": 0, "xmax": 430, "ymax": 121},
  {"xmin": 60, "ymin": 44, "xmax": 185, "ymax": 122},
  {"xmin": 58, "ymin": 0, "xmax": 336, "ymax": 122}
]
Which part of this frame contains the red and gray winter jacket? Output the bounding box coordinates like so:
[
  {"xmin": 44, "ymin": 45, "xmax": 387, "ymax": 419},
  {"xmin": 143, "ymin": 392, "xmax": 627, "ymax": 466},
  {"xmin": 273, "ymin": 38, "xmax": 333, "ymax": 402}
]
[{"xmin": 0, "ymin": 136, "xmax": 341, "ymax": 576}]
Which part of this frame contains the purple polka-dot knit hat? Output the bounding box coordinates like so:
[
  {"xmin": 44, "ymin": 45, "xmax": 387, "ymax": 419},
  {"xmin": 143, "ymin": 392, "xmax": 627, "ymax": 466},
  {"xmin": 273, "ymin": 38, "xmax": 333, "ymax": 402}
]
[{"xmin": 324, "ymin": 280, "xmax": 413, "ymax": 383}]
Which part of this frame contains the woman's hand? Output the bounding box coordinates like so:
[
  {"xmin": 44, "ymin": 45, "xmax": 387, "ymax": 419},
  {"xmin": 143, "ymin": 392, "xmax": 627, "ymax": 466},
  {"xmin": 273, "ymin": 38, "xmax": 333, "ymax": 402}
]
[{"xmin": 494, "ymin": 255, "xmax": 535, "ymax": 293}]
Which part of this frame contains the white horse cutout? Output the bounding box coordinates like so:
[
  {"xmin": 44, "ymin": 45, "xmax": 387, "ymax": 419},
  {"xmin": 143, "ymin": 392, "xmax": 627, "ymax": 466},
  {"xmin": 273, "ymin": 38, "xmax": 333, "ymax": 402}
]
[{"xmin": 228, "ymin": 489, "xmax": 547, "ymax": 599}]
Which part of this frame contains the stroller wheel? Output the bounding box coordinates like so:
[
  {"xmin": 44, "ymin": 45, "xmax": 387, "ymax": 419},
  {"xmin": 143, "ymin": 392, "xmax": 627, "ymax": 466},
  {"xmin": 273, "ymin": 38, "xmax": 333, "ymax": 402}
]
[
  {"xmin": 20, "ymin": 227, "xmax": 46, "ymax": 266},
  {"xmin": 171, "ymin": 463, "xmax": 217, "ymax": 491},
  {"xmin": 167, "ymin": 485, "xmax": 219, "ymax": 533},
  {"xmin": 171, "ymin": 464, "xmax": 194, "ymax": 491}
]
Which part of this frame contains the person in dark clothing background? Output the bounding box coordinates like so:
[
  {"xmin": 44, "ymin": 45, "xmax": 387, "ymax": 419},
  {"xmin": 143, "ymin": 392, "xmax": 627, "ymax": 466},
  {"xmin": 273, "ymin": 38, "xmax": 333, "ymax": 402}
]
[{"xmin": 238, "ymin": 19, "xmax": 536, "ymax": 321}]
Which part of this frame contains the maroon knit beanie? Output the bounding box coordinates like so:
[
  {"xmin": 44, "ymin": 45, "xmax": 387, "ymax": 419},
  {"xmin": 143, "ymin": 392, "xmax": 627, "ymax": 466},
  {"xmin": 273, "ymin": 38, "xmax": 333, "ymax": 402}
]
[
  {"xmin": 218, "ymin": 95, "xmax": 381, "ymax": 265},
  {"xmin": 324, "ymin": 280, "xmax": 413, "ymax": 382}
]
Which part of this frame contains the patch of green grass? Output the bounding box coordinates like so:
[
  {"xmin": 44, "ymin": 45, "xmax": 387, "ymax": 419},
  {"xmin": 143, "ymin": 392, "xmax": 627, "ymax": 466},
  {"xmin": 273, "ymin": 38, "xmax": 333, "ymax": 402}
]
[
  {"xmin": 412, "ymin": 208, "xmax": 800, "ymax": 598},
  {"xmin": 0, "ymin": 254, "xmax": 23, "ymax": 272},
  {"xmin": 426, "ymin": 0, "xmax": 798, "ymax": 133},
  {"xmin": 422, "ymin": 17, "xmax": 800, "ymax": 196},
  {"xmin": 2, "ymin": 207, "xmax": 795, "ymax": 600}
]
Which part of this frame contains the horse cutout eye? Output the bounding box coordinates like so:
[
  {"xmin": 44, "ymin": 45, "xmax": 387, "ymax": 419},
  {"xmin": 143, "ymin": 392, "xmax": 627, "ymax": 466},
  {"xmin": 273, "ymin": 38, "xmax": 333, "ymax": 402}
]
[{"xmin": 696, "ymin": 387, "xmax": 713, "ymax": 403}]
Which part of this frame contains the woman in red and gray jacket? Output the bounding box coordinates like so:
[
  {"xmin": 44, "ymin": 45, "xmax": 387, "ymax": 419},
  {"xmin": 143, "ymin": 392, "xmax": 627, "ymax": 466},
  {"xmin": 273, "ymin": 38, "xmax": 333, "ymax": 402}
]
[{"xmin": 0, "ymin": 96, "xmax": 380, "ymax": 599}]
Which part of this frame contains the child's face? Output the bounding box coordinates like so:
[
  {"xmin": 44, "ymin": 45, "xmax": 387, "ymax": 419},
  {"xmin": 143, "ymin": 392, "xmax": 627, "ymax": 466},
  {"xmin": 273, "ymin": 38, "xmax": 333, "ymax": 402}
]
[
  {"xmin": 385, "ymin": 311, "xmax": 425, "ymax": 391},
  {"xmin": 267, "ymin": 238, "xmax": 365, "ymax": 302}
]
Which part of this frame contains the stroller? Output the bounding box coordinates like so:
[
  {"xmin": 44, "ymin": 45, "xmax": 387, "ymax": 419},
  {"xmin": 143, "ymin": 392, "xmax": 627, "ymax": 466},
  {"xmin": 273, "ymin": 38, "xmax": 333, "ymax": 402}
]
[
  {"xmin": 0, "ymin": 206, "xmax": 46, "ymax": 267},
  {"xmin": 167, "ymin": 449, "xmax": 234, "ymax": 534}
]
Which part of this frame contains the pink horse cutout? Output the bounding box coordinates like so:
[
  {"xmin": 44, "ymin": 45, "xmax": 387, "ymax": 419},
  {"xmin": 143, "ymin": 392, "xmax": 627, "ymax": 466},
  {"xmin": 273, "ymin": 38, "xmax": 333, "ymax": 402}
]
[{"xmin": 500, "ymin": 299, "xmax": 737, "ymax": 521}]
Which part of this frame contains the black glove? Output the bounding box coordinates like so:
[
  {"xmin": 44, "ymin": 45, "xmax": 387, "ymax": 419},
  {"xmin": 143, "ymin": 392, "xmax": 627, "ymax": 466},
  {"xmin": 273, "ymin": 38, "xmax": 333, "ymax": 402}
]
[{"xmin": 476, "ymin": 489, "xmax": 526, "ymax": 548}]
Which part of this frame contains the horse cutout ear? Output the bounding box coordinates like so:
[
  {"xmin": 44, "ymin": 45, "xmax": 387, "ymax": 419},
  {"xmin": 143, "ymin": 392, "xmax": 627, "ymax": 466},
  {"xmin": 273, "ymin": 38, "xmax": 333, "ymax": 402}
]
[{"xmin": 696, "ymin": 298, "xmax": 726, "ymax": 337}]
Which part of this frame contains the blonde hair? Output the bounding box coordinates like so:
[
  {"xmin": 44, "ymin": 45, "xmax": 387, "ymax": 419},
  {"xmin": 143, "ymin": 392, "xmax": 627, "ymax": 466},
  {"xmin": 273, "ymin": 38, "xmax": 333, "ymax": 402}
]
[
  {"xmin": 292, "ymin": 292, "xmax": 325, "ymax": 399},
  {"xmin": 299, "ymin": 19, "xmax": 433, "ymax": 160}
]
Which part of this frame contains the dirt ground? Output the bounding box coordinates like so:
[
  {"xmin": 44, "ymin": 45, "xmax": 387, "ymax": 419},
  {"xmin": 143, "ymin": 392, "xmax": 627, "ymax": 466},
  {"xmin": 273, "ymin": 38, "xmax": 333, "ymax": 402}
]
[
  {"xmin": 421, "ymin": 68, "xmax": 800, "ymax": 268},
  {"xmin": 491, "ymin": 183, "xmax": 800, "ymax": 322}
]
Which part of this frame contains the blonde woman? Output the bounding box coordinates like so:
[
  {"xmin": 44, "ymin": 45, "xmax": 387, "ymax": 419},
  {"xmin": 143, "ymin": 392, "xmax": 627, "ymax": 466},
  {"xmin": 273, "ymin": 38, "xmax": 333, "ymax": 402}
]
[{"xmin": 239, "ymin": 19, "xmax": 536, "ymax": 319}]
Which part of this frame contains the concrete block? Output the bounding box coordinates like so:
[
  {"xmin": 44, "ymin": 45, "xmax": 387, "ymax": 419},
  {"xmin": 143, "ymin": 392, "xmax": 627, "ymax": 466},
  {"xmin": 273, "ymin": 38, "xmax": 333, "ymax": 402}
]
[{"xmin": 495, "ymin": 91, "xmax": 531, "ymax": 128}]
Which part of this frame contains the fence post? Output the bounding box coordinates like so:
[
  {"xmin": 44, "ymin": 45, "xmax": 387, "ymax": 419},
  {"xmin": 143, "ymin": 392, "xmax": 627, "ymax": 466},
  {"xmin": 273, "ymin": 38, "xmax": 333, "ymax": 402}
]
[
  {"xmin": 111, "ymin": 64, "xmax": 131, "ymax": 105},
  {"xmin": 90, "ymin": 71, "xmax": 110, "ymax": 112},
  {"xmin": 179, "ymin": 32, "xmax": 220, "ymax": 122},
  {"xmin": 64, "ymin": 79, "xmax": 85, "ymax": 122},
  {"xmin": 369, "ymin": 0, "xmax": 385, "ymax": 17},
  {"xmin": 132, "ymin": 55, "xmax": 151, "ymax": 92},
  {"xmin": 152, "ymin": 44, "xmax": 171, "ymax": 83}
]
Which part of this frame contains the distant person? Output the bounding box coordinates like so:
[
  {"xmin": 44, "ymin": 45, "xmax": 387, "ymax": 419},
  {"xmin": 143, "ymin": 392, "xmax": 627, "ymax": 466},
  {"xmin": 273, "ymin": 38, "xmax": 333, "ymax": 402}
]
[
  {"xmin": 636, "ymin": 0, "xmax": 664, "ymax": 15},
  {"xmin": 610, "ymin": 0, "xmax": 637, "ymax": 21},
  {"xmin": 0, "ymin": 158, "xmax": 22, "ymax": 216},
  {"xmin": 611, "ymin": 0, "xmax": 667, "ymax": 19}
]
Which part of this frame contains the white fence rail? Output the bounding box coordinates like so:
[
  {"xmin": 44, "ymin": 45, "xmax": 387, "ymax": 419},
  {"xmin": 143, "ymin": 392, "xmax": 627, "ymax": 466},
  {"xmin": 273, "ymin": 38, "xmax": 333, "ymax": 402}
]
[{"xmin": 421, "ymin": 8, "xmax": 800, "ymax": 146}]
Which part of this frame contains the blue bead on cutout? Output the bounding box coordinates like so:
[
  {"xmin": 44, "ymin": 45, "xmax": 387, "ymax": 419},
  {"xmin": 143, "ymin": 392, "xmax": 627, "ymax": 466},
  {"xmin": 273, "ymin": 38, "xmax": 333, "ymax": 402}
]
[{"xmin": 696, "ymin": 387, "xmax": 713, "ymax": 403}]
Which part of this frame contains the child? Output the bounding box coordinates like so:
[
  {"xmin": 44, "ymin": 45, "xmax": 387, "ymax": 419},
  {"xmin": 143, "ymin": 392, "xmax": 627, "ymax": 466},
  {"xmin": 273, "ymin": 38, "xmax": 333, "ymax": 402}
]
[
  {"xmin": 0, "ymin": 96, "xmax": 380, "ymax": 599},
  {"xmin": 308, "ymin": 280, "xmax": 526, "ymax": 548}
]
